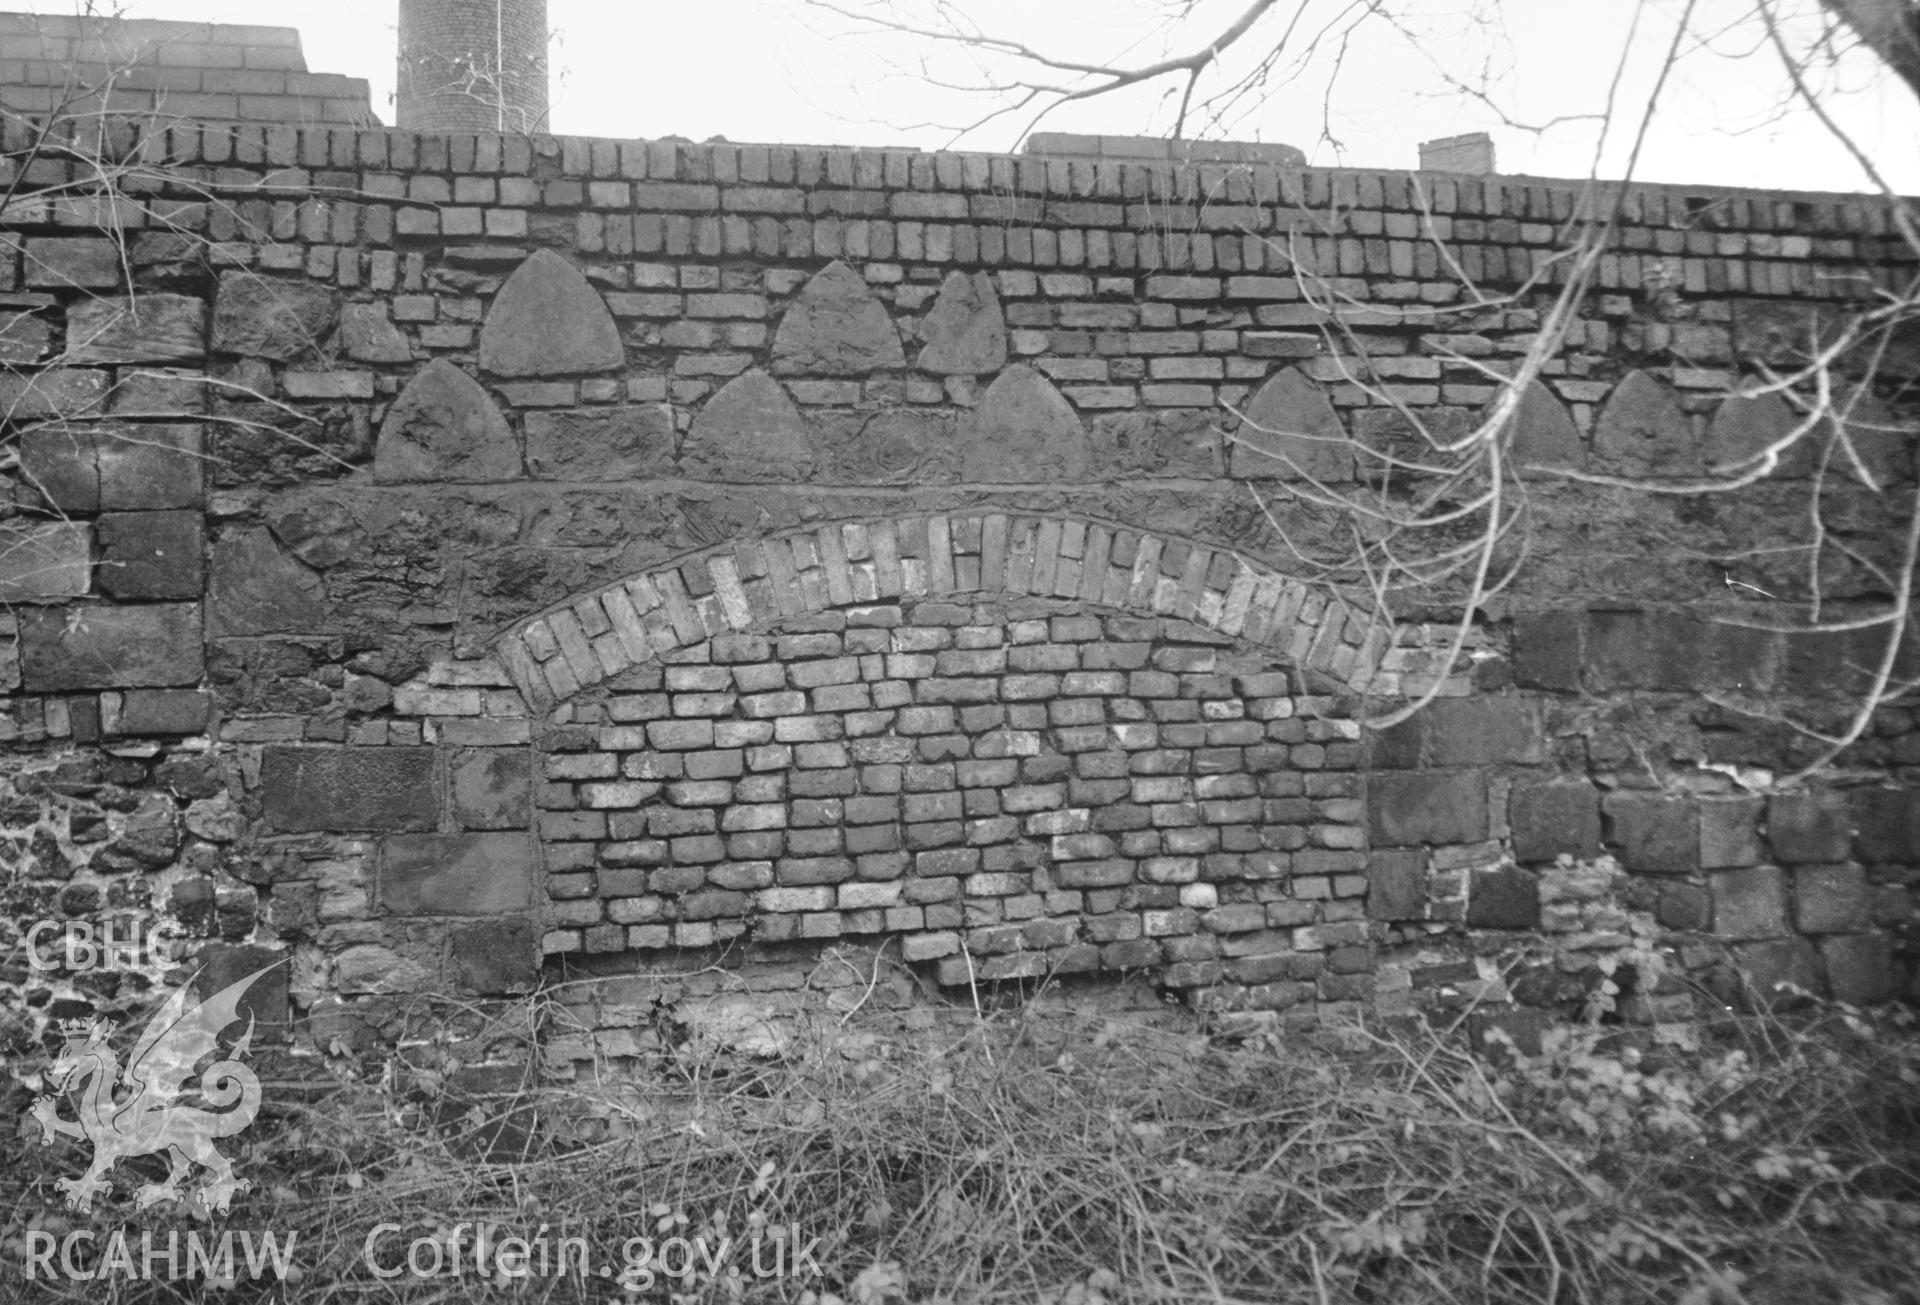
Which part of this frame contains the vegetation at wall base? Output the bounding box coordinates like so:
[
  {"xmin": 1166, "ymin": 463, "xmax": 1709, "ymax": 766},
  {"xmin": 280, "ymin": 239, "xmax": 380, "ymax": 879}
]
[{"xmin": 2, "ymin": 992, "xmax": 1916, "ymax": 1304}]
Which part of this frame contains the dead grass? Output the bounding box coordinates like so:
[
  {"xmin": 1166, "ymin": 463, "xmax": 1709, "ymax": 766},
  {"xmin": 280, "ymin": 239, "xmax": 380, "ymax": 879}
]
[{"xmin": 3, "ymin": 990, "xmax": 1917, "ymax": 1304}]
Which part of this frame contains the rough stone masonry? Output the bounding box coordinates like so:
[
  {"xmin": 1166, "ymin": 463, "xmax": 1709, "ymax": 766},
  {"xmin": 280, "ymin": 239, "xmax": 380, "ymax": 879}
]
[{"xmin": 0, "ymin": 106, "xmax": 1917, "ymax": 1072}]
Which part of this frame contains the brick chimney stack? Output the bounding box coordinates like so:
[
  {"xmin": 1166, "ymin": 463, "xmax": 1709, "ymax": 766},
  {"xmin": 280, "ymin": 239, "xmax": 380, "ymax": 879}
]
[
  {"xmin": 397, "ymin": 0, "xmax": 548, "ymax": 133},
  {"xmin": 1419, "ymin": 132, "xmax": 1496, "ymax": 175}
]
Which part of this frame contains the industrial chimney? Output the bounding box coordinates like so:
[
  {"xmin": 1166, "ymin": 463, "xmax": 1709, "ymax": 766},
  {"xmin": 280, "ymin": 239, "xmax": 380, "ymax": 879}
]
[{"xmin": 396, "ymin": 0, "xmax": 548, "ymax": 133}]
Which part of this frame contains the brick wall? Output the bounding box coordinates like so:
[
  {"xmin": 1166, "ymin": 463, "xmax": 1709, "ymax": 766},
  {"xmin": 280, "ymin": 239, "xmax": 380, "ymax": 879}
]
[
  {"xmin": 0, "ymin": 118, "xmax": 1915, "ymax": 1069},
  {"xmin": 0, "ymin": 11, "xmax": 377, "ymax": 127}
]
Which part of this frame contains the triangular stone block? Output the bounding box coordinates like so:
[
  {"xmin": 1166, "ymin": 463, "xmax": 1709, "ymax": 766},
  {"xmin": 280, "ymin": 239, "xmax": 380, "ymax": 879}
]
[
  {"xmin": 1705, "ymin": 390, "xmax": 1809, "ymax": 477},
  {"xmin": 918, "ymin": 270, "xmax": 1007, "ymax": 375},
  {"xmin": 1501, "ymin": 379, "xmax": 1583, "ymax": 471},
  {"xmin": 684, "ymin": 369, "xmax": 813, "ymax": 481},
  {"xmin": 1229, "ymin": 367, "xmax": 1352, "ymax": 482},
  {"xmin": 375, "ymin": 360, "xmax": 520, "ymax": 483},
  {"xmin": 478, "ymin": 249, "xmax": 623, "ymax": 377},
  {"xmin": 1594, "ymin": 370, "xmax": 1694, "ymax": 474},
  {"xmin": 1829, "ymin": 393, "xmax": 1914, "ymax": 488},
  {"xmin": 771, "ymin": 260, "xmax": 904, "ymax": 376},
  {"xmin": 963, "ymin": 364, "xmax": 1089, "ymax": 481}
]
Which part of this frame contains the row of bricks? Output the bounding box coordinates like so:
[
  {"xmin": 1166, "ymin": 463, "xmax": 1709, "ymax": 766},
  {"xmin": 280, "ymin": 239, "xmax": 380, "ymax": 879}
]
[
  {"xmin": 500, "ymin": 515, "xmax": 1386, "ymax": 707},
  {"xmin": 6, "ymin": 117, "xmax": 1905, "ymax": 235}
]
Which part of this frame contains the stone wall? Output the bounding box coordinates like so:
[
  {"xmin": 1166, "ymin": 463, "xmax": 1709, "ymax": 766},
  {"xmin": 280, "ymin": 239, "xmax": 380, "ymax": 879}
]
[
  {"xmin": 0, "ymin": 11, "xmax": 376, "ymax": 127},
  {"xmin": 1, "ymin": 120, "xmax": 1916, "ymax": 1070}
]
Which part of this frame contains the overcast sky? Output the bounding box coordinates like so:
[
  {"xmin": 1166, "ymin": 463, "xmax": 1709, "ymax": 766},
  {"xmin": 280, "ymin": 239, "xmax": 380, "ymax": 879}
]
[{"xmin": 56, "ymin": 1, "xmax": 1920, "ymax": 194}]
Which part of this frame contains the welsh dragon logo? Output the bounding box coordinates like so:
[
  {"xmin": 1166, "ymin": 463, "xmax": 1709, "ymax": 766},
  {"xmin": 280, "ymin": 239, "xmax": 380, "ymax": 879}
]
[{"xmin": 29, "ymin": 963, "xmax": 282, "ymax": 1215}]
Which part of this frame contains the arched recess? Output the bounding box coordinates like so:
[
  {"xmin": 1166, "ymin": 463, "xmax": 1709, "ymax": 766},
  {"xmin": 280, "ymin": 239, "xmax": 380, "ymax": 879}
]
[{"xmin": 490, "ymin": 512, "xmax": 1394, "ymax": 713}]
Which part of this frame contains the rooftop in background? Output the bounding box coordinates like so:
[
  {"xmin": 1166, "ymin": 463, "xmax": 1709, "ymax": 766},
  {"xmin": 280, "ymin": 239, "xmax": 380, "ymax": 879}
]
[
  {"xmin": 1024, "ymin": 132, "xmax": 1306, "ymax": 170},
  {"xmin": 0, "ymin": 9, "xmax": 377, "ymax": 128}
]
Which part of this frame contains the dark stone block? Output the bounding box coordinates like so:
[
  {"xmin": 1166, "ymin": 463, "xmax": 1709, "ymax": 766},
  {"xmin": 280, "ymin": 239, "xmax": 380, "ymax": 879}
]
[
  {"xmin": 1421, "ymin": 698, "xmax": 1545, "ymax": 766},
  {"xmin": 1698, "ymin": 797, "xmax": 1764, "ymax": 868},
  {"xmin": 373, "ymin": 359, "xmax": 521, "ymax": 483},
  {"xmin": 210, "ymin": 272, "xmax": 336, "ymax": 360},
  {"xmin": 965, "ymin": 364, "xmax": 1091, "ymax": 482},
  {"xmin": 1729, "ymin": 937, "xmax": 1821, "ymax": 1007},
  {"xmin": 96, "ymin": 510, "xmax": 205, "ymax": 599},
  {"xmin": 1467, "ymin": 865, "xmax": 1538, "ymax": 929},
  {"xmin": 19, "ymin": 602, "xmax": 203, "ymax": 690},
  {"xmin": 770, "ymin": 260, "xmax": 903, "ymax": 376},
  {"xmin": 525, "ymin": 405, "xmax": 674, "ymax": 480},
  {"xmin": 683, "ymin": 369, "xmax": 814, "ymax": 481},
  {"xmin": 68, "ymin": 293, "xmax": 206, "ymax": 364},
  {"xmin": 188, "ymin": 943, "xmax": 290, "ymax": 1042},
  {"xmin": 1511, "ymin": 611, "xmax": 1581, "ymax": 692},
  {"xmin": 919, "ymin": 270, "xmax": 1008, "ymax": 375},
  {"xmin": 449, "ymin": 917, "xmax": 537, "ymax": 994},
  {"xmin": 1230, "ymin": 366, "xmax": 1351, "ymax": 482},
  {"xmin": 451, "ymin": 748, "xmax": 531, "ymax": 830},
  {"xmin": 208, "ymin": 528, "xmax": 328, "ymax": 636},
  {"xmin": 1367, "ymin": 771, "xmax": 1487, "ymax": 846},
  {"xmin": 1767, "ymin": 792, "xmax": 1851, "ymax": 863},
  {"xmin": 1510, "ymin": 782, "xmax": 1601, "ymax": 862},
  {"xmin": 260, "ymin": 746, "xmax": 438, "ymax": 832},
  {"xmin": 1366, "ymin": 847, "xmax": 1425, "ymax": 920},
  {"xmin": 1603, "ymin": 792, "xmax": 1697, "ymax": 873},
  {"xmin": 1821, "ymin": 934, "xmax": 1894, "ymax": 1005},
  {"xmin": 110, "ymin": 689, "xmax": 210, "ymax": 736},
  {"xmin": 0, "ymin": 521, "xmax": 90, "ymax": 602},
  {"xmin": 1793, "ymin": 865, "xmax": 1869, "ymax": 934},
  {"xmin": 1593, "ymin": 370, "xmax": 1694, "ymax": 475},
  {"xmin": 17, "ymin": 424, "xmax": 205, "ymax": 512},
  {"xmin": 378, "ymin": 832, "xmax": 534, "ymax": 916},
  {"xmin": 1367, "ymin": 717, "xmax": 1422, "ymax": 770},
  {"xmin": 478, "ymin": 248, "xmax": 623, "ymax": 377},
  {"xmin": 1850, "ymin": 788, "xmax": 1920, "ymax": 863},
  {"xmin": 1711, "ymin": 866, "xmax": 1788, "ymax": 940},
  {"xmin": 1657, "ymin": 883, "xmax": 1711, "ymax": 932}
]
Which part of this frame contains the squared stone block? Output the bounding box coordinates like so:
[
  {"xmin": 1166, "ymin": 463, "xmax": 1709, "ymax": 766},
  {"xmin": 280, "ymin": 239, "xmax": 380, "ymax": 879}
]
[
  {"xmin": 1820, "ymin": 933, "xmax": 1893, "ymax": 1005},
  {"xmin": 1851, "ymin": 788, "xmax": 1920, "ymax": 863},
  {"xmin": 1366, "ymin": 847, "xmax": 1425, "ymax": 920},
  {"xmin": 378, "ymin": 832, "xmax": 534, "ymax": 916},
  {"xmin": 451, "ymin": 748, "xmax": 532, "ymax": 830},
  {"xmin": 1793, "ymin": 865, "xmax": 1869, "ymax": 934},
  {"xmin": 1768, "ymin": 792, "xmax": 1851, "ymax": 864},
  {"xmin": 1420, "ymin": 698, "xmax": 1546, "ymax": 766},
  {"xmin": 189, "ymin": 943, "xmax": 289, "ymax": 1042},
  {"xmin": 1730, "ymin": 937, "xmax": 1820, "ymax": 1007},
  {"xmin": 1602, "ymin": 792, "xmax": 1697, "ymax": 873},
  {"xmin": 0, "ymin": 521, "xmax": 91, "ymax": 602},
  {"xmin": 1710, "ymin": 865, "xmax": 1788, "ymax": 940},
  {"xmin": 67, "ymin": 293, "xmax": 207, "ymax": 363},
  {"xmin": 1367, "ymin": 771, "xmax": 1487, "ymax": 846},
  {"xmin": 1509, "ymin": 782, "xmax": 1600, "ymax": 863},
  {"xmin": 17, "ymin": 424, "xmax": 205, "ymax": 512},
  {"xmin": 107, "ymin": 688, "xmax": 211, "ymax": 736},
  {"xmin": 25, "ymin": 237, "xmax": 121, "ymax": 289},
  {"xmin": 1467, "ymin": 865, "xmax": 1539, "ymax": 929},
  {"xmin": 1698, "ymin": 797, "xmax": 1764, "ymax": 868},
  {"xmin": 19, "ymin": 601, "xmax": 203, "ymax": 690},
  {"xmin": 97, "ymin": 510, "xmax": 205, "ymax": 599},
  {"xmin": 450, "ymin": 918, "xmax": 538, "ymax": 995},
  {"xmin": 259, "ymin": 746, "xmax": 437, "ymax": 832}
]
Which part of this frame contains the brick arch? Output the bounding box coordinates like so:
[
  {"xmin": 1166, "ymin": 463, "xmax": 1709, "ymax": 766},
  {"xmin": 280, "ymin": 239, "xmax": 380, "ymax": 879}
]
[{"xmin": 488, "ymin": 513, "xmax": 1396, "ymax": 711}]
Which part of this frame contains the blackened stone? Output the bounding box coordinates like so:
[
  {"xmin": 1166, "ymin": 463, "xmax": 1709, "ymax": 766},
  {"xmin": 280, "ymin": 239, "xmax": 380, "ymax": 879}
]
[
  {"xmin": 17, "ymin": 424, "xmax": 205, "ymax": 512},
  {"xmin": 1510, "ymin": 782, "xmax": 1601, "ymax": 862},
  {"xmin": 451, "ymin": 749, "xmax": 531, "ymax": 830},
  {"xmin": 111, "ymin": 689, "xmax": 211, "ymax": 737},
  {"xmin": 1793, "ymin": 865, "xmax": 1869, "ymax": 934},
  {"xmin": 450, "ymin": 917, "xmax": 537, "ymax": 994},
  {"xmin": 827, "ymin": 409, "xmax": 957, "ymax": 484},
  {"xmin": 189, "ymin": 943, "xmax": 290, "ymax": 1042},
  {"xmin": 1821, "ymin": 934, "xmax": 1893, "ymax": 1004},
  {"xmin": 0, "ymin": 521, "xmax": 91, "ymax": 602},
  {"xmin": 96, "ymin": 510, "xmax": 204, "ymax": 600},
  {"xmin": 1421, "ymin": 698, "xmax": 1545, "ymax": 766},
  {"xmin": 918, "ymin": 270, "xmax": 1007, "ymax": 374},
  {"xmin": 210, "ymin": 273, "xmax": 336, "ymax": 360},
  {"xmin": 965, "ymin": 363, "xmax": 1089, "ymax": 481},
  {"xmin": 1366, "ymin": 847, "xmax": 1425, "ymax": 920},
  {"xmin": 1593, "ymin": 370, "xmax": 1694, "ymax": 474},
  {"xmin": 770, "ymin": 260, "xmax": 904, "ymax": 376},
  {"xmin": 67, "ymin": 294, "xmax": 206, "ymax": 364},
  {"xmin": 1089, "ymin": 409, "xmax": 1222, "ymax": 478},
  {"xmin": 1698, "ymin": 796, "xmax": 1764, "ymax": 868},
  {"xmin": 1711, "ymin": 866, "xmax": 1788, "ymax": 940},
  {"xmin": 259, "ymin": 746, "xmax": 437, "ymax": 832},
  {"xmin": 1367, "ymin": 771, "xmax": 1487, "ymax": 846},
  {"xmin": 1603, "ymin": 792, "xmax": 1697, "ymax": 873},
  {"xmin": 19, "ymin": 602, "xmax": 203, "ymax": 690},
  {"xmin": 1230, "ymin": 366, "xmax": 1351, "ymax": 482},
  {"xmin": 525, "ymin": 405, "xmax": 675, "ymax": 480},
  {"xmin": 1657, "ymin": 883, "xmax": 1711, "ymax": 932},
  {"xmin": 1512, "ymin": 610, "xmax": 1582, "ymax": 692},
  {"xmin": 683, "ymin": 369, "xmax": 813, "ymax": 480},
  {"xmin": 1467, "ymin": 865, "xmax": 1539, "ymax": 929},
  {"xmin": 377, "ymin": 832, "xmax": 534, "ymax": 915},
  {"xmin": 1503, "ymin": 379, "xmax": 1583, "ymax": 470},
  {"xmin": 1850, "ymin": 788, "xmax": 1920, "ymax": 862},
  {"xmin": 1729, "ymin": 937, "xmax": 1820, "ymax": 1007},
  {"xmin": 1767, "ymin": 791, "xmax": 1850, "ymax": 863},
  {"xmin": 374, "ymin": 359, "xmax": 521, "ymax": 483},
  {"xmin": 208, "ymin": 528, "xmax": 328, "ymax": 636},
  {"xmin": 478, "ymin": 250, "xmax": 623, "ymax": 377}
]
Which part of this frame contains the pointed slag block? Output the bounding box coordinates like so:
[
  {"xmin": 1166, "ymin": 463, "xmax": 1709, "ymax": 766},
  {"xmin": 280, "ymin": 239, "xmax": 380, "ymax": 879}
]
[
  {"xmin": 1501, "ymin": 379, "xmax": 1582, "ymax": 471},
  {"xmin": 1828, "ymin": 393, "xmax": 1914, "ymax": 488},
  {"xmin": 771, "ymin": 260, "xmax": 904, "ymax": 376},
  {"xmin": 1705, "ymin": 390, "xmax": 1809, "ymax": 477},
  {"xmin": 478, "ymin": 249, "xmax": 624, "ymax": 377},
  {"xmin": 918, "ymin": 270, "xmax": 1008, "ymax": 375},
  {"xmin": 1593, "ymin": 370, "xmax": 1693, "ymax": 474},
  {"xmin": 964, "ymin": 364, "xmax": 1089, "ymax": 481},
  {"xmin": 375, "ymin": 360, "xmax": 520, "ymax": 483},
  {"xmin": 1230, "ymin": 367, "xmax": 1352, "ymax": 482},
  {"xmin": 684, "ymin": 369, "xmax": 813, "ymax": 481}
]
